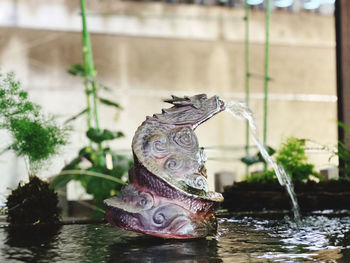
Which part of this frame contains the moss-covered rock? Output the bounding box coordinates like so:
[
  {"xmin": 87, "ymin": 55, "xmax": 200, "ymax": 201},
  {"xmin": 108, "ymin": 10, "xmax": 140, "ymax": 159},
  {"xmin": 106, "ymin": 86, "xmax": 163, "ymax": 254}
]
[{"xmin": 7, "ymin": 176, "xmax": 60, "ymax": 225}]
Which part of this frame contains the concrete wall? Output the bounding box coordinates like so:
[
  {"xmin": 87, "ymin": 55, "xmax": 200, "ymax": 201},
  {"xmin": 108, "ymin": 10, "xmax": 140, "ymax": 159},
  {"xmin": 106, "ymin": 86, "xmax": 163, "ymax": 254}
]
[{"xmin": 0, "ymin": 0, "xmax": 337, "ymax": 202}]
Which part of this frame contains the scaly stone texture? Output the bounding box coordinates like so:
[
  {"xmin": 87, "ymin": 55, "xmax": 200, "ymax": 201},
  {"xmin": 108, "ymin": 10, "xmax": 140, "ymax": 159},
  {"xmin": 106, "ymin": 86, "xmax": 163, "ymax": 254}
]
[{"xmin": 105, "ymin": 95, "xmax": 224, "ymax": 238}]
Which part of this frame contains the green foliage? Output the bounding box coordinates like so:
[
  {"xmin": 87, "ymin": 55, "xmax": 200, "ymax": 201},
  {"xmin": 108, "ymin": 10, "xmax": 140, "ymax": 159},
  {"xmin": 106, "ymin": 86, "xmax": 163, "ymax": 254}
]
[
  {"xmin": 86, "ymin": 128, "xmax": 124, "ymax": 143},
  {"xmin": 9, "ymin": 117, "xmax": 67, "ymax": 164},
  {"xmin": 241, "ymin": 146, "xmax": 275, "ymax": 166},
  {"xmin": 339, "ymin": 121, "xmax": 350, "ymax": 135},
  {"xmin": 0, "ymin": 72, "xmax": 68, "ymax": 171},
  {"xmin": 99, "ymin": 97, "xmax": 121, "ymax": 109},
  {"xmin": 0, "ymin": 72, "xmax": 38, "ymax": 120},
  {"xmin": 245, "ymin": 170, "xmax": 276, "ymax": 184},
  {"xmin": 68, "ymin": 64, "xmax": 86, "ymax": 77},
  {"xmin": 64, "ymin": 108, "xmax": 88, "ymax": 124},
  {"xmin": 336, "ymin": 122, "xmax": 350, "ymax": 177},
  {"xmin": 276, "ymin": 137, "xmax": 320, "ymax": 182},
  {"xmin": 244, "ymin": 137, "xmax": 320, "ymax": 183},
  {"xmin": 52, "ymin": 145, "xmax": 133, "ymax": 213},
  {"xmin": 61, "ymin": 63, "xmax": 130, "ymax": 213},
  {"xmin": 7, "ymin": 176, "xmax": 60, "ymax": 225},
  {"xmin": 338, "ymin": 141, "xmax": 350, "ymax": 176}
]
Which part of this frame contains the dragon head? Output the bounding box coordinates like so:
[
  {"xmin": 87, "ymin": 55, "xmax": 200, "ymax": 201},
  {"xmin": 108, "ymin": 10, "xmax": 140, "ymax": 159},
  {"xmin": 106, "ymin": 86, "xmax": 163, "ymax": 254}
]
[{"xmin": 154, "ymin": 94, "xmax": 225, "ymax": 128}]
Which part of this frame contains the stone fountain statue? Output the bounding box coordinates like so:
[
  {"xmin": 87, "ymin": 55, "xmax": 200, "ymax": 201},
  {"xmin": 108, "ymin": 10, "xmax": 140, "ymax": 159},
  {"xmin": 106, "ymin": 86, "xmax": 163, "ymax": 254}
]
[{"xmin": 104, "ymin": 94, "xmax": 225, "ymax": 239}]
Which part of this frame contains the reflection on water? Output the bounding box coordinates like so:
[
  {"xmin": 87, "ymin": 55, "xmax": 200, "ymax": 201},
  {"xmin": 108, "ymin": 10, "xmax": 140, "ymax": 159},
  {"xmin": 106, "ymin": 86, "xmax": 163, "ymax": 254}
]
[
  {"xmin": 108, "ymin": 235, "xmax": 221, "ymax": 263},
  {"xmin": 2, "ymin": 225, "xmax": 61, "ymax": 262},
  {"xmin": 1, "ymin": 216, "xmax": 350, "ymax": 262}
]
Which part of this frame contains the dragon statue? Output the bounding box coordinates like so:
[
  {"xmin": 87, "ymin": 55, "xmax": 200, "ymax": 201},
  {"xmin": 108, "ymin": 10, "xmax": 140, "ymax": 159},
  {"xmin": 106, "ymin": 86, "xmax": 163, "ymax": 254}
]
[{"xmin": 105, "ymin": 94, "xmax": 225, "ymax": 239}]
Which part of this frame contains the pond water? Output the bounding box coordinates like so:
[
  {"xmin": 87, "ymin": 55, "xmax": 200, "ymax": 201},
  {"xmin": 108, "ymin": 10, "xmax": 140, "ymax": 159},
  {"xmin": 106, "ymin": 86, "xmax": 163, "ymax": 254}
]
[{"xmin": 1, "ymin": 214, "xmax": 350, "ymax": 262}]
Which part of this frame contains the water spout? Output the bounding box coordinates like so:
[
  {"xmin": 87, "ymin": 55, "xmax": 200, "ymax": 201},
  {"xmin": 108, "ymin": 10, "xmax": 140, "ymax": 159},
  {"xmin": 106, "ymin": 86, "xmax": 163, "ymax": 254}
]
[{"xmin": 225, "ymin": 101, "xmax": 300, "ymax": 220}]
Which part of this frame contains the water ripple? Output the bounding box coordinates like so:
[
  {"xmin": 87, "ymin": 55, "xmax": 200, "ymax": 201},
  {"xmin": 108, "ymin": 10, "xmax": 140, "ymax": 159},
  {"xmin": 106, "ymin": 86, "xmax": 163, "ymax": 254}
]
[{"xmin": 0, "ymin": 216, "xmax": 349, "ymax": 262}]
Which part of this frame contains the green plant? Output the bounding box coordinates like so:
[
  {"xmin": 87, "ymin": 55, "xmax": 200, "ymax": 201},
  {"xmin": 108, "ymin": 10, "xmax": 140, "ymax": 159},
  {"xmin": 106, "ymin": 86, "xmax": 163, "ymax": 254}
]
[
  {"xmin": 244, "ymin": 170, "xmax": 276, "ymax": 184},
  {"xmin": 241, "ymin": 146, "xmax": 275, "ymax": 167},
  {"xmin": 51, "ymin": 0, "xmax": 132, "ymax": 215},
  {"xmin": 244, "ymin": 137, "xmax": 321, "ymax": 183},
  {"xmin": 335, "ymin": 122, "xmax": 350, "ymax": 177},
  {"xmin": 51, "ymin": 146, "xmax": 132, "ymax": 213},
  {"xmin": 0, "ymin": 72, "xmax": 68, "ymax": 173},
  {"xmin": 0, "ymin": 72, "xmax": 68, "ymax": 225},
  {"xmin": 276, "ymin": 137, "xmax": 320, "ymax": 182}
]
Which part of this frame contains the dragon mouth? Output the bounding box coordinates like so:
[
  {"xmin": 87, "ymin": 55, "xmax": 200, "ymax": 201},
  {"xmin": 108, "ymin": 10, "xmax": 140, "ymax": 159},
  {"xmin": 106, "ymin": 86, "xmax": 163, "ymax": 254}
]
[{"xmin": 192, "ymin": 96, "xmax": 225, "ymax": 129}]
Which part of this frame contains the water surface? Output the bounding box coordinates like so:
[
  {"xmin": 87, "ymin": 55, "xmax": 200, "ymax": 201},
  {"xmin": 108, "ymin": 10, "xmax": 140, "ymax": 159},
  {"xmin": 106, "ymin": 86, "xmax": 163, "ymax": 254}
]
[{"xmin": 1, "ymin": 215, "xmax": 350, "ymax": 262}]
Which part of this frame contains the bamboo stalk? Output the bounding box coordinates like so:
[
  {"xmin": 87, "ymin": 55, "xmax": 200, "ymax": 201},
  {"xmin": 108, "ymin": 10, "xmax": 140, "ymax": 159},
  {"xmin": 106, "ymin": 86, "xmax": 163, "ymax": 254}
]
[
  {"xmin": 80, "ymin": 0, "xmax": 92, "ymax": 130},
  {"xmin": 80, "ymin": 0, "xmax": 100, "ymax": 132},
  {"xmin": 245, "ymin": 2, "xmax": 251, "ymax": 175},
  {"xmin": 263, "ymin": 0, "xmax": 271, "ymax": 170},
  {"xmin": 91, "ymin": 80, "xmax": 100, "ymax": 132},
  {"xmin": 80, "ymin": 0, "xmax": 103, "ymax": 157},
  {"xmin": 84, "ymin": 78, "xmax": 92, "ymax": 130}
]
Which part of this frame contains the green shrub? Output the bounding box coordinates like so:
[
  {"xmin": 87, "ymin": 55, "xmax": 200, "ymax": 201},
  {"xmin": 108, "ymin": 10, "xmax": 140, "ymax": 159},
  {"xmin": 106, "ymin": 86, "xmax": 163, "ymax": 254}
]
[
  {"xmin": 245, "ymin": 170, "xmax": 276, "ymax": 184},
  {"xmin": 276, "ymin": 137, "xmax": 321, "ymax": 182},
  {"xmin": 245, "ymin": 137, "xmax": 321, "ymax": 183},
  {"xmin": 336, "ymin": 122, "xmax": 350, "ymax": 177},
  {"xmin": 0, "ymin": 72, "xmax": 68, "ymax": 172}
]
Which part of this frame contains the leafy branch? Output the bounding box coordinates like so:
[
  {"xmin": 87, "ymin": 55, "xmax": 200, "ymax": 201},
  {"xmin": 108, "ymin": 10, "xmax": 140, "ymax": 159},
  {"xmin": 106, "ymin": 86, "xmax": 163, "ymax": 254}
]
[{"xmin": 0, "ymin": 72, "xmax": 68, "ymax": 175}]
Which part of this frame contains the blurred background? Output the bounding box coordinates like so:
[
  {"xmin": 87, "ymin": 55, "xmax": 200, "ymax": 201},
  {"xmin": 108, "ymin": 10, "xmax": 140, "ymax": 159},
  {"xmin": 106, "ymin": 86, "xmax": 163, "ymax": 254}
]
[{"xmin": 0, "ymin": 0, "xmax": 337, "ymax": 205}]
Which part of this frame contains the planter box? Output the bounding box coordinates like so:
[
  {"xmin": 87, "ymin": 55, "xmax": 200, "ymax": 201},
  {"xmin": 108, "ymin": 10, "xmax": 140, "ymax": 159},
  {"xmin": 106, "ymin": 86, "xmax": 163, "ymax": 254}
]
[{"xmin": 223, "ymin": 181, "xmax": 350, "ymax": 212}]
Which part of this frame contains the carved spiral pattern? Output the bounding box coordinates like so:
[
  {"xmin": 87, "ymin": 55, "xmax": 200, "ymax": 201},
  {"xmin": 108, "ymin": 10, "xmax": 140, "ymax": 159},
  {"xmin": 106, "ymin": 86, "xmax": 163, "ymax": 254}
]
[
  {"xmin": 136, "ymin": 192, "xmax": 153, "ymax": 210},
  {"xmin": 149, "ymin": 135, "xmax": 169, "ymax": 158},
  {"xmin": 170, "ymin": 127, "xmax": 198, "ymax": 153},
  {"xmin": 163, "ymin": 156, "xmax": 184, "ymax": 173},
  {"xmin": 194, "ymin": 176, "xmax": 208, "ymax": 191},
  {"xmin": 153, "ymin": 211, "xmax": 166, "ymax": 226},
  {"xmin": 185, "ymin": 175, "xmax": 208, "ymax": 192},
  {"xmin": 150, "ymin": 205, "xmax": 186, "ymax": 228}
]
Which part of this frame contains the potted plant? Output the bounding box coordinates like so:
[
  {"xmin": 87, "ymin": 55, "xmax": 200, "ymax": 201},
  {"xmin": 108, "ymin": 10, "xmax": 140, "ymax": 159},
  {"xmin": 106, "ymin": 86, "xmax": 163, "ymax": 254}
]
[
  {"xmin": 223, "ymin": 137, "xmax": 350, "ymax": 213},
  {"xmin": 0, "ymin": 72, "xmax": 68, "ymax": 226}
]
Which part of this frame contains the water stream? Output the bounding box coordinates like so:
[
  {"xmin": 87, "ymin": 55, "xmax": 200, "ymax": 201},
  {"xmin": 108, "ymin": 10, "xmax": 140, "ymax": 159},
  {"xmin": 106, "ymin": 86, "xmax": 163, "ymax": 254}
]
[{"xmin": 225, "ymin": 101, "xmax": 301, "ymax": 220}]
